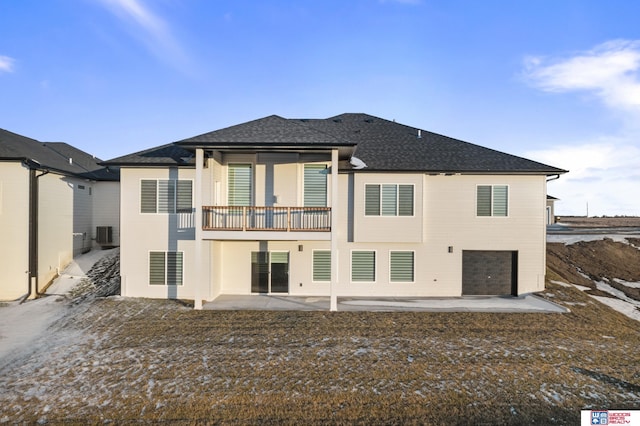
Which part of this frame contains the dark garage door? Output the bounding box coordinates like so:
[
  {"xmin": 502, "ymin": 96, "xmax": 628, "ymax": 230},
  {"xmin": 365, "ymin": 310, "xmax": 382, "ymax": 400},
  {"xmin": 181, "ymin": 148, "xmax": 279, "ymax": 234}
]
[{"xmin": 462, "ymin": 251, "xmax": 518, "ymax": 296}]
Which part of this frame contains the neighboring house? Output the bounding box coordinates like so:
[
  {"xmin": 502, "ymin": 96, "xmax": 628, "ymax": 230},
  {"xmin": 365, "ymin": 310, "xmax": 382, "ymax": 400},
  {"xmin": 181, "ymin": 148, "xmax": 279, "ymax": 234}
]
[
  {"xmin": 105, "ymin": 113, "xmax": 566, "ymax": 309},
  {"xmin": 0, "ymin": 129, "xmax": 120, "ymax": 301},
  {"xmin": 546, "ymin": 195, "xmax": 558, "ymax": 225}
]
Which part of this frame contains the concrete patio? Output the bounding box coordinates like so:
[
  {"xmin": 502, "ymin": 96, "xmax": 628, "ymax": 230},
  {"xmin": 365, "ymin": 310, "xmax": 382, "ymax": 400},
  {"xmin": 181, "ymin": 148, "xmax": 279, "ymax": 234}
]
[{"xmin": 203, "ymin": 294, "xmax": 568, "ymax": 313}]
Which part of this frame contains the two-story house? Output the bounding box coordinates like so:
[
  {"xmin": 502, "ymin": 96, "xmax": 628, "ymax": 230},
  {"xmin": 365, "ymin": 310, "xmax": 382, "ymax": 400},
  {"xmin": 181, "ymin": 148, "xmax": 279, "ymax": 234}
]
[
  {"xmin": 105, "ymin": 113, "xmax": 566, "ymax": 310},
  {"xmin": 0, "ymin": 129, "xmax": 120, "ymax": 301}
]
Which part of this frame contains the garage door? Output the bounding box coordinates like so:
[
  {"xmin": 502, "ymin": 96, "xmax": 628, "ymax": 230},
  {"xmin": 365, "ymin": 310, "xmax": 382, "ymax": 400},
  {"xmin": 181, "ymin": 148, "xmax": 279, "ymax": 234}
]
[{"xmin": 462, "ymin": 251, "xmax": 517, "ymax": 296}]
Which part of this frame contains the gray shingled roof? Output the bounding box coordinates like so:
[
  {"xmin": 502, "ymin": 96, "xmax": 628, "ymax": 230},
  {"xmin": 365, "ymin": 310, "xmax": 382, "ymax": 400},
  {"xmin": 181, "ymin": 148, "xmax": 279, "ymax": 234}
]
[
  {"xmin": 105, "ymin": 143, "xmax": 195, "ymax": 166},
  {"xmin": 0, "ymin": 128, "xmax": 119, "ymax": 181},
  {"xmin": 104, "ymin": 113, "xmax": 567, "ymax": 175},
  {"xmin": 177, "ymin": 115, "xmax": 355, "ymax": 147},
  {"xmin": 302, "ymin": 113, "xmax": 566, "ymax": 174}
]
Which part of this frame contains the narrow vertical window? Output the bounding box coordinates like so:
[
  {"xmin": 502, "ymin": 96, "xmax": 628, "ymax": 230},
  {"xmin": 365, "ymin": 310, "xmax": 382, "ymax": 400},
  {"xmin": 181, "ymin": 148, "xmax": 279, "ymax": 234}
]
[
  {"xmin": 352, "ymin": 251, "xmax": 376, "ymax": 282},
  {"xmin": 381, "ymin": 184, "xmax": 397, "ymax": 216},
  {"xmin": 141, "ymin": 180, "xmax": 158, "ymax": 213},
  {"xmin": 149, "ymin": 251, "xmax": 166, "ymax": 285},
  {"xmin": 313, "ymin": 250, "xmax": 331, "ymax": 282},
  {"xmin": 365, "ymin": 185, "xmax": 380, "ymax": 216},
  {"xmin": 176, "ymin": 180, "xmax": 193, "ymax": 213},
  {"xmin": 493, "ymin": 185, "xmax": 508, "ymax": 216},
  {"xmin": 398, "ymin": 185, "xmax": 414, "ymax": 216},
  {"xmin": 166, "ymin": 252, "xmax": 184, "ymax": 286},
  {"xmin": 304, "ymin": 164, "xmax": 328, "ymax": 207},
  {"xmin": 228, "ymin": 164, "xmax": 252, "ymax": 206},
  {"xmin": 158, "ymin": 180, "xmax": 175, "ymax": 213},
  {"xmin": 476, "ymin": 185, "xmax": 492, "ymax": 216},
  {"xmin": 390, "ymin": 251, "xmax": 414, "ymax": 282}
]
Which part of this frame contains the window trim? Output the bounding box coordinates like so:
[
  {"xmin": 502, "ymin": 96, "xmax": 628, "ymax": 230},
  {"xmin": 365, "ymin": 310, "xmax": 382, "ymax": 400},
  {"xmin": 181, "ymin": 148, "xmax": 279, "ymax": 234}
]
[
  {"xmin": 476, "ymin": 184, "xmax": 509, "ymax": 217},
  {"xmin": 140, "ymin": 179, "xmax": 193, "ymax": 215},
  {"xmin": 148, "ymin": 250, "xmax": 184, "ymax": 286},
  {"xmin": 312, "ymin": 249, "xmax": 331, "ymax": 283},
  {"xmin": 350, "ymin": 250, "xmax": 377, "ymax": 283},
  {"xmin": 364, "ymin": 183, "xmax": 415, "ymax": 217},
  {"xmin": 389, "ymin": 250, "xmax": 415, "ymax": 283}
]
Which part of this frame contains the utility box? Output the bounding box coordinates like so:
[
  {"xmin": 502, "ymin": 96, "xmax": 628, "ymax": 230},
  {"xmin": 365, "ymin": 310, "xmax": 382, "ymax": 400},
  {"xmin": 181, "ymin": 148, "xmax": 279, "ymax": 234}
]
[{"xmin": 96, "ymin": 226, "xmax": 113, "ymax": 245}]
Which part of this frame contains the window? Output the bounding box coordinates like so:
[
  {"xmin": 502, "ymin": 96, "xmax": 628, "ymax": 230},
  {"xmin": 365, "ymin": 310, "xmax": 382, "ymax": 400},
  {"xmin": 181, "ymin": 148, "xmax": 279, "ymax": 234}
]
[
  {"xmin": 351, "ymin": 251, "xmax": 376, "ymax": 282},
  {"xmin": 228, "ymin": 164, "xmax": 252, "ymax": 206},
  {"xmin": 312, "ymin": 250, "xmax": 331, "ymax": 282},
  {"xmin": 141, "ymin": 179, "xmax": 192, "ymax": 214},
  {"xmin": 149, "ymin": 251, "xmax": 183, "ymax": 285},
  {"xmin": 390, "ymin": 251, "xmax": 414, "ymax": 282},
  {"xmin": 304, "ymin": 164, "xmax": 328, "ymax": 207},
  {"xmin": 477, "ymin": 185, "xmax": 508, "ymax": 217},
  {"xmin": 365, "ymin": 184, "xmax": 414, "ymax": 216}
]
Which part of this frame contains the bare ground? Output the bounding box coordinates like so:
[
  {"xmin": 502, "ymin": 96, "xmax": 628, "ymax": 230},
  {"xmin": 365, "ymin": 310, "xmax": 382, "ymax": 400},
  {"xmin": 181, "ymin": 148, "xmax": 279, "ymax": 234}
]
[
  {"xmin": 557, "ymin": 216, "xmax": 640, "ymax": 228},
  {"xmin": 1, "ymin": 241, "xmax": 639, "ymax": 424},
  {"xmin": 1, "ymin": 286, "xmax": 639, "ymax": 424}
]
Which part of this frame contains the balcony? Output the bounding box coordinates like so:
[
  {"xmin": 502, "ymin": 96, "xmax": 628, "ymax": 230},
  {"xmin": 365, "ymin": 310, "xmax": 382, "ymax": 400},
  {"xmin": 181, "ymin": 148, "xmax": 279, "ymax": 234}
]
[{"xmin": 203, "ymin": 206, "xmax": 331, "ymax": 232}]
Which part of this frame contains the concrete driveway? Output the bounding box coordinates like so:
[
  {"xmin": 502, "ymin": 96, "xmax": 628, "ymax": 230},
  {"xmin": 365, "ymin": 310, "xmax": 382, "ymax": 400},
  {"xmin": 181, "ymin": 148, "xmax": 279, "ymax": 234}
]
[{"xmin": 203, "ymin": 294, "xmax": 568, "ymax": 313}]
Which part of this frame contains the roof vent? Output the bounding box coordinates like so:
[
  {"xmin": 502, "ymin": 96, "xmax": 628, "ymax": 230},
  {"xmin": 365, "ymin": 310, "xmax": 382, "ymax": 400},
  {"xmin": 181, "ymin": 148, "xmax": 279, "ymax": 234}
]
[
  {"xmin": 417, "ymin": 129, "xmax": 422, "ymax": 139},
  {"xmin": 333, "ymin": 118, "xmax": 342, "ymax": 123},
  {"xmin": 364, "ymin": 118, "xmax": 373, "ymax": 123},
  {"xmin": 69, "ymin": 157, "xmax": 73, "ymax": 165}
]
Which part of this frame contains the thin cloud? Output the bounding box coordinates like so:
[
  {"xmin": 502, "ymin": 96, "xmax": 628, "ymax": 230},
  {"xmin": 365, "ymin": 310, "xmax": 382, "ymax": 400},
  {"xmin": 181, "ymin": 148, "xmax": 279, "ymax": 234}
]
[
  {"xmin": 97, "ymin": 0, "xmax": 194, "ymax": 75},
  {"xmin": 523, "ymin": 40, "xmax": 640, "ymax": 112},
  {"xmin": 522, "ymin": 40, "xmax": 640, "ymax": 216},
  {"xmin": 0, "ymin": 55, "xmax": 15, "ymax": 73},
  {"xmin": 525, "ymin": 140, "xmax": 640, "ymax": 216}
]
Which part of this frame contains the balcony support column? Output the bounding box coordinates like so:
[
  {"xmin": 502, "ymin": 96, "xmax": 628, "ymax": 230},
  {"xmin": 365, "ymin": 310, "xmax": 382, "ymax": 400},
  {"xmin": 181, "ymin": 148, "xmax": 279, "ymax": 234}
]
[
  {"xmin": 194, "ymin": 148, "xmax": 204, "ymax": 310},
  {"xmin": 330, "ymin": 148, "xmax": 339, "ymax": 312}
]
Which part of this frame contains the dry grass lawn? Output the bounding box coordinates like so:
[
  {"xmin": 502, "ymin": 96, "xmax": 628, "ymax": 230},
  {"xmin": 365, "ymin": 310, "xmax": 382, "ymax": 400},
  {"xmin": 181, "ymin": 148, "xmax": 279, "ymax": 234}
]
[{"xmin": 1, "ymin": 282, "xmax": 639, "ymax": 425}]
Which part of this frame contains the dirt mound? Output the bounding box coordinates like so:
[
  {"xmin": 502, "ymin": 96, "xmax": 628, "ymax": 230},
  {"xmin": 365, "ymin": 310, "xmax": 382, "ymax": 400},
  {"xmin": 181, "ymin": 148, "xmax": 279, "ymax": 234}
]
[
  {"xmin": 69, "ymin": 248, "xmax": 120, "ymax": 303},
  {"xmin": 547, "ymin": 238, "xmax": 640, "ymax": 300}
]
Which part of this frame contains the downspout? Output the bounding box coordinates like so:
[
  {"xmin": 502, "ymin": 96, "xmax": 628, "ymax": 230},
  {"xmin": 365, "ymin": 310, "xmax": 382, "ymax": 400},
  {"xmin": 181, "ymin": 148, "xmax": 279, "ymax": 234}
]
[
  {"xmin": 546, "ymin": 174, "xmax": 560, "ymax": 182},
  {"xmin": 21, "ymin": 164, "xmax": 49, "ymax": 303}
]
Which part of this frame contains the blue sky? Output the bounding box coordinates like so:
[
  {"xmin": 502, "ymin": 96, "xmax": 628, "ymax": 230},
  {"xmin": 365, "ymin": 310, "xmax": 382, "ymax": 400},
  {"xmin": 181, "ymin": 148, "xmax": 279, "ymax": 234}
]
[{"xmin": 1, "ymin": 0, "xmax": 639, "ymax": 216}]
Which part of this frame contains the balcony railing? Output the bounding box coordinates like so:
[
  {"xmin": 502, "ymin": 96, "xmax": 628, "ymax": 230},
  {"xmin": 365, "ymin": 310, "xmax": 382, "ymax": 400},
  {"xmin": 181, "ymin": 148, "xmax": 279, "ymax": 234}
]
[{"xmin": 203, "ymin": 206, "xmax": 331, "ymax": 231}]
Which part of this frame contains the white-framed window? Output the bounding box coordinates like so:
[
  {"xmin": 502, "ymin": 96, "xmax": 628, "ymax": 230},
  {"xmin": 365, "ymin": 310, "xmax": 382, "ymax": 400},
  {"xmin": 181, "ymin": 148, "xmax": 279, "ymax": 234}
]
[
  {"xmin": 476, "ymin": 185, "xmax": 508, "ymax": 217},
  {"xmin": 149, "ymin": 251, "xmax": 184, "ymax": 286},
  {"xmin": 304, "ymin": 164, "xmax": 328, "ymax": 207},
  {"xmin": 312, "ymin": 250, "xmax": 331, "ymax": 282},
  {"xmin": 140, "ymin": 179, "xmax": 193, "ymax": 214},
  {"xmin": 389, "ymin": 251, "xmax": 415, "ymax": 283},
  {"xmin": 365, "ymin": 184, "xmax": 414, "ymax": 216},
  {"xmin": 351, "ymin": 250, "xmax": 376, "ymax": 282},
  {"xmin": 228, "ymin": 163, "xmax": 252, "ymax": 206}
]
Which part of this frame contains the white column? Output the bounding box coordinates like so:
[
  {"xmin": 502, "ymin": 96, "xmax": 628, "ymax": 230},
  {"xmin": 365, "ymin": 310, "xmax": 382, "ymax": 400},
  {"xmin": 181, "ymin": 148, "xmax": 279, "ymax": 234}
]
[
  {"xmin": 194, "ymin": 148, "xmax": 204, "ymax": 310},
  {"xmin": 330, "ymin": 148, "xmax": 339, "ymax": 312}
]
